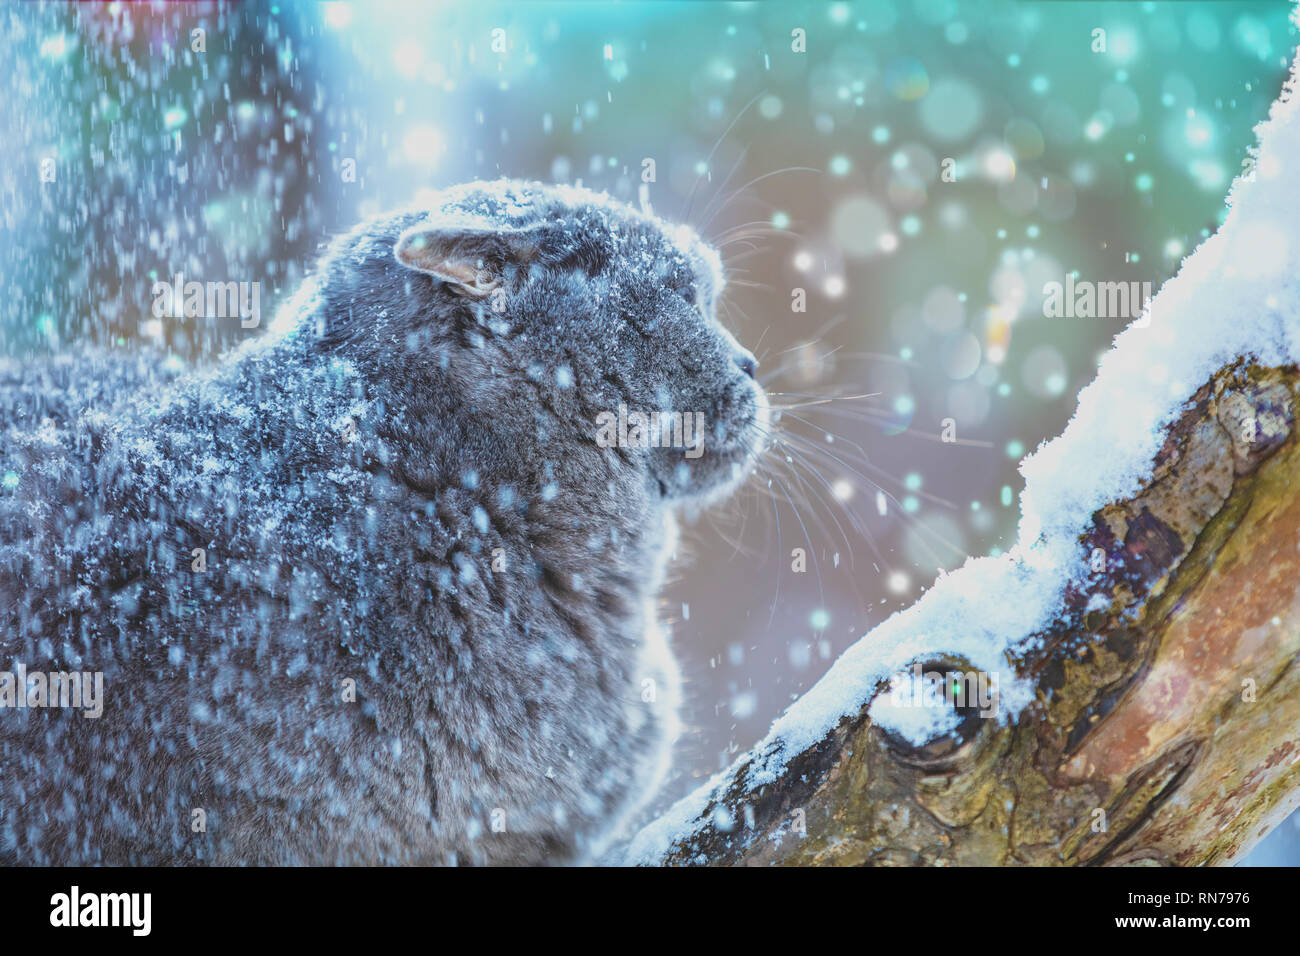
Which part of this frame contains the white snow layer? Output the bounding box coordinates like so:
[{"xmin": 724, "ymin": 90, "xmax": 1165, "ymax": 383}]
[{"xmin": 619, "ymin": 33, "xmax": 1300, "ymax": 866}]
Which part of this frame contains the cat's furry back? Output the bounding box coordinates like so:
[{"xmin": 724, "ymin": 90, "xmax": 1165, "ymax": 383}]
[{"xmin": 0, "ymin": 180, "xmax": 766, "ymax": 864}]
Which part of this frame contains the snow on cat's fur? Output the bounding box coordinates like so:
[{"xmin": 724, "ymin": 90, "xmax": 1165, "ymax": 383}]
[{"xmin": 0, "ymin": 180, "xmax": 767, "ymax": 864}]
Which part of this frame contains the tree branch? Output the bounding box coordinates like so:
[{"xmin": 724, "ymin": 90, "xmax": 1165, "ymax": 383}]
[
  {"xmin": 630, "ymin": 365, "xmax": 1300, "ymax": 866},
  {"xmin": 623, "ymin": 32, "xmax": 1300, "ymax": 869}
]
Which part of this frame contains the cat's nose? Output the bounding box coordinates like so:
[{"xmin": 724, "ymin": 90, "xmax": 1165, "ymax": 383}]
[{"xmin": 735, "ymin": 354, "xmax": 757, "ymax": 379}]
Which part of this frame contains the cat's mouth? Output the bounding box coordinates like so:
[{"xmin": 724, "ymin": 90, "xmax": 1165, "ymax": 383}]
[{"xmin": 652, "ymin": 391, "xmax": 769, "ymax": 506}]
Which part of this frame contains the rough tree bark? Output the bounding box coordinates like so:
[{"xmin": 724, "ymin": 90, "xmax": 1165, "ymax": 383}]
[
  {"xmin": 626, "ymin": 37, "xmax": 1300, "ymax": 870},
  {"xmin": 633, "ymin": 363, "xmax": 1300, "ymax": 866}
]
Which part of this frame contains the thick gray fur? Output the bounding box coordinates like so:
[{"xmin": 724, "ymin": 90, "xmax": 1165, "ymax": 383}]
[{"xmin": 0, "ymin": 180, "xmax": 766, "ymax": 864}]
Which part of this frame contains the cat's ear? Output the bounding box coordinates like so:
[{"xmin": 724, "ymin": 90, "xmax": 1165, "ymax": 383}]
[{"xmin": 394, "ymin": 221, "xmax": 540, "ymax": 298}]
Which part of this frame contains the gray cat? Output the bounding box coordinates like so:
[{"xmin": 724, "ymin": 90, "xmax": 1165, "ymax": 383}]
[{"xmin": 0, "ymin": 180, "xmax": 767, "ymax": 865}]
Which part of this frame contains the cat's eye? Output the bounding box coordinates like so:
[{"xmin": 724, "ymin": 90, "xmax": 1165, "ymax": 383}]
[{"xmin": 676, "ymin": 286, "xmax": 697, "ymax": 306}]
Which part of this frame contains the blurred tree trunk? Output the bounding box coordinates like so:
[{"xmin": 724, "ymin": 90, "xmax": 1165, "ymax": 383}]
[{"xmin": 638, "ymin": 361, "xmax": 1300, "ymax": 866}]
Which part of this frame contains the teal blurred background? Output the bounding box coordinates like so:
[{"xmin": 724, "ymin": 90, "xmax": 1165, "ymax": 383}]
[{"xmin": 2, "ymin": 0, "xmax": 1297, "ymax": 862}]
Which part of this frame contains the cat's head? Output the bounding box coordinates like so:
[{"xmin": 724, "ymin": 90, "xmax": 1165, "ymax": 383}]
[
  {"xmin": 387, "ymin": 180, "xmax": 759, "ymax": 509},
  {"xmin": 315, "ymin": 179, "xmax": 767, "ymax": 507}
]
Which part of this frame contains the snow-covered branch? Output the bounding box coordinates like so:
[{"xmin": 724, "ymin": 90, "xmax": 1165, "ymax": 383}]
[{"xmin": 622, "ymin": 36, "xmax": 1300, "ymax": 868}]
